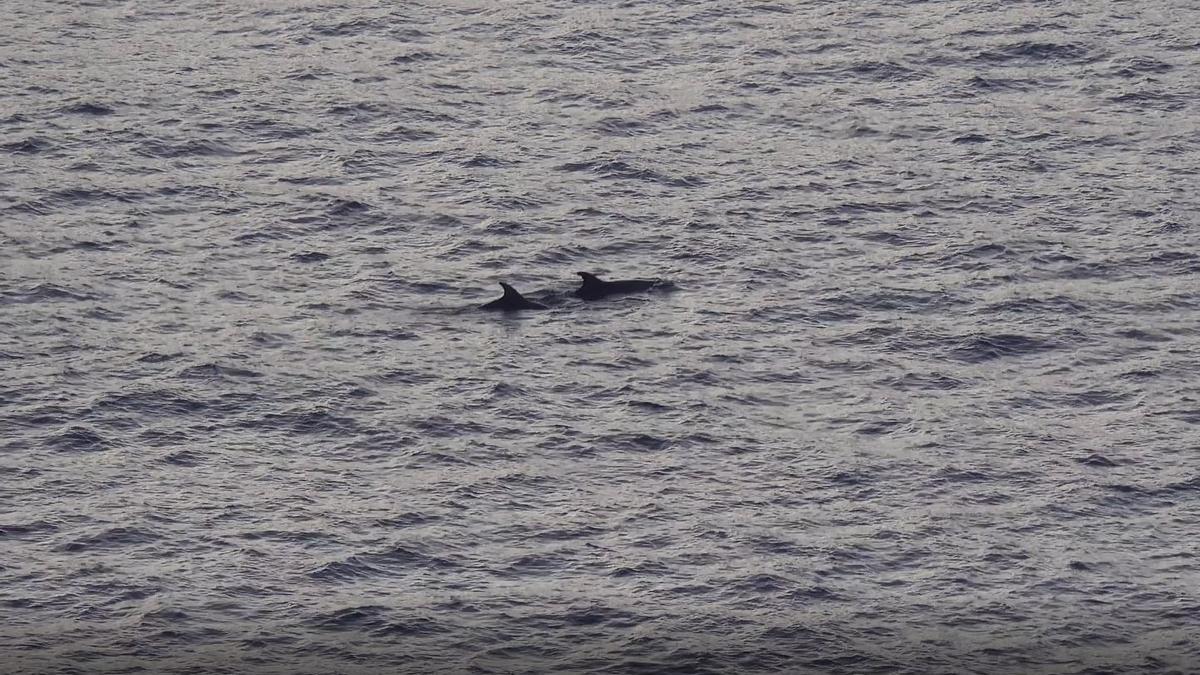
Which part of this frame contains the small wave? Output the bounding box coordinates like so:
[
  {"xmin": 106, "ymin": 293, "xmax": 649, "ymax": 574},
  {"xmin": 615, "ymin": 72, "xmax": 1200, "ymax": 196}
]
[
  {"xmin": 1109, "ymin": 55, "xmax": 1173, "ymax": 77},
  {"xmin": 474, "ymin": 193, "xmax": 545, "ymax": 210},
  {"xmin": 57, "ymin": 527, "xmax": 159, "ymax": 552},
  {"xmin": 952, "ymin": 133, "xmax": 989, "ymax": 144},
  {"xmin": 592, "ymin": 117, "xmax": 653, "ymax": 137},
  {"xmin": 934, "ymin": 468, "xmax": 993, "ymax": 484},
  {"xmin": 1108, "ymin": 90, "xmax": 1186, "ymax": 111},
  {"xmin": 964, "ymin": 75, "xmax": 1035, "ymax": 91},
  {"xmin": 608, "ymin": 561, "xmax": 673, "ymax": 578},
  {"xmin": 176, "ymin": 363, "xmax": 262, "ymax": 380},
  {"xmin": 530, "ymin": 525, "xmax": 605, "ymax": 542},
  {"xmin": 597, "ymin": 433, "xmax": 672, "ymax": 452},
  {"xmin": 377, "ymin": 125, "xmax": 438, "ymax": 142},
  {"xmin": 558, "ymin": 605, "xmax": 643, "ymax": 628},
  {"xmin": 404, "ymin": 449, "xmax": 473, "ymax": 466},
  {"xmin": 1051, "ymin": 389, "xmax": 1133, "ymax": 409},
  {"xmin": 538, "ymin": 29, "xmax": 626, "ymax": 59},
  {"xmin": 248, "ymin": 408, "xmax": 360, "ymax": 436},
  {"xmin": 845, "ymin": 60, "xmax": 924, "ymax": 82},
  {"xmin": 935, "ymin": 243, "xmax": 1012, "ymax": 270},
  {"xmin": 837, "ymin": 121, "xmax": 880, "ymax": 139},
  {"xmin": 728, "ymin": 573, "xmax": 791, "ymax": 595},
  {"xmin": 1118, "ymin": 368, "xmax": 1161, "ymax": 381},
  {"xmin": 822, "ymin": 198, "xmax": 910, "ymax": 214},
  {"xmin": 1114, "ymin": 328, "xmax": 1172, "ymax": 343},
  {"xmin": 1164, "ymin": 476, "xmax": 1200, "ymax": 493},
  {"xmin": 556, "ymin": 158, "xmax": 702, "ymax": 187},
  {"xmin": 47, "ymin": 187, "xmax": 141, "ymax": 208},
  {"xmin": 58, "ymin": 102, "xmax": 115, "ymax": 115},
  {"xmin": 1093, "ymin": 483, "xmax": 1166, "ymax": 514},
  {"xmin": 459, "ymin": 154, "xmax": 515, "ymax": 168},
  {"xmin": 1076, "ymin": 454, "xmax": 1119, "ymax": 468},
  {"xmin": 135, "ymin": 139, "xmax": 241, "ymax": 158},
  {"xmin": 948, "ymin": 333, "xmax": 1061, "ymax": 362},
  {"xmin": 66, "ymin": 239, "xmax": 120, "ymax": 252},
  {"xmin": 92, "ymin": 389, "xmax": 208, "ymax": 417},
  {"xmin": 532, "ymin": 245, "xmax": 592, "ymax": 264},
  {"xmin": 1, "ymin": 283, "xmax": 95, "ymax": 304},
  {"xmin": 985, "ymin": 295, "xmax": 1086, "ymax": 314},
  {"xmin": 365, "ymin": 368, "xmax": 436, "ymax": 385},
  {"xmin": 237, "ymin": 529, "xmax": 333, "ymax": 544},
  {"xmin": 161, "ymin": 449, "xmax": 203, "ymax": 466},
  {"xmin": 409, "ymin": 415, "xmax": 489, "ymax": 438},
  {"xmin": 236, "ymin": 118, "xmax": 318, "ymax": 140},
  {"xmin": 249, "ymin": 331, "xmax": 291, "ymax": 347},
  {"xmin": 374, "ymin": 512, "xmax": 439, "ymax": 529},
  {"xmin": 1150, "ymin": 408, "xmax": 1200, "ymax": 425},
  {"xmin": 47, "ymin": 426, "xmax": 110, "ymax": 453},
  {"xmin": 308, "ymin": 545, "xmax": 458, "ymax": 582},
  {"xmin": 975, "ymin": 41, "xmax": 1095, "ymax": 65},
  {"xmin": 327, "ymin": 101, "xmax": 390, "ymax": 120},
  {"xmin": 308, "ymin": 605, "xmax": 445, "ymax": 636},
  {"xmin": 81, "ymin": 307, "xmax": 124, "ymax": 323},
  {"xmin": 94, "ymin": 384, "xmax": 212, "ymax": 415},
  {"xmin": 627, "ymin": 400, "xmax": 672, "ymax": 412},
  {"xmin": 135, "ymin": 353, "xmax": 181, "ymax": 362},
  {"xmin": 0, "ymin": 521, "xmax": 60, "ymax": 538},
  {"xmin": 290, "ymin": 251, "xmax": 330, "ymax": 263},
  {"xmin": 502, "ymin": 553, "xmax": 569, "ymax": 576},
  {"xmin": 232, "ymin": 228, "xmax": 289, "ymax": 243},
  {"xmin": 822, "ymin": 287, "xmax": 961, "ymax": 313},
  {"xmin": 217, "ymin": 290, "xmax": 257, "ymax": 302},
  {"xmin": 882, "ymin": 373, "xmax": 965, "ymax": 391},
  {"xmin": 5, "ymin": 199, "xmax": 51, "ymax": 215},
  {"xmin": 856, "ymin": 419, "xmax": 908, "ymax": 435},
  {"xmin": 1, "ymin": 137, "xmax": 54, "ymax": 154},
  {"xmin": 329, "ymin": 327, "xmax": 419, "ymax": 342},
  {"xmin": 326, "ymin": 198, "xmax": 371, "ymax": 216},
  {"xmin": 309, "ymin": 17, "xmax": 393, "ymax": 37},
  {"xmin": 473, "ymin": 218, "xmax": 528, "ymax": 235},
  {"xmin": 390, "ymin": 51, "xmax": 438, "ymax": 64}
]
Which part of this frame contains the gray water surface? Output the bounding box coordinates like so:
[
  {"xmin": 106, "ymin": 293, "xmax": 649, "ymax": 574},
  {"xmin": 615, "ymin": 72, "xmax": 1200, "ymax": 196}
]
[{"xmin": 3, "ymin": 1, "xmax": 1199, "ymax": 673}]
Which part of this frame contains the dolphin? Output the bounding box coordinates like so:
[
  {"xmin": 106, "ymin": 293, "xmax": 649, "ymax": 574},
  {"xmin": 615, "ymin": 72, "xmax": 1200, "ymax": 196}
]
[
  {"xmin": 480, "ymin": 282, "xmax": 547, "ymax": 311},
  {"xmin": 574, "ymin": 272, "xmax": 659, "ymax": 300}
]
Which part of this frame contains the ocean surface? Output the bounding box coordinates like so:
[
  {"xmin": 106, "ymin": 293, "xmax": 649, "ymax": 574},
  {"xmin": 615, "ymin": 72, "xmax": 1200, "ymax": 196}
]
[{"xmin": 2, "ymin": 1, "xmax": 1199, "ymax": 673}]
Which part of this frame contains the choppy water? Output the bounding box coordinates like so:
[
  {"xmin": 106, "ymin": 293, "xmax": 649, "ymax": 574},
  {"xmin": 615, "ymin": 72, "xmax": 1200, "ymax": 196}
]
[{"xmin": 3, "ymin": 1, "xmax": 1200, "ymax": 673}]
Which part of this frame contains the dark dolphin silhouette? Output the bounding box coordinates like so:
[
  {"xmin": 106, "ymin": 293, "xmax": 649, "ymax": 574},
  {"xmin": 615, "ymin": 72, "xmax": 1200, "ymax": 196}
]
[
  {"xmin": 480, "ymin": 282, "xmax": 547, "ymax": 311},
  {"xmin": 574, "ymin": 272, "xmax": 660, "ymax": 300}
]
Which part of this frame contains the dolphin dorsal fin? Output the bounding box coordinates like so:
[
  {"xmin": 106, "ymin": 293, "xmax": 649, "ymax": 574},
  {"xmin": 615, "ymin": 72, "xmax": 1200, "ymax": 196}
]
[
  {"xmin": 578, "ymin": 272, "xmax": 603, "ymax": 286},
  {"xmin": 499, "ymin": 282, "xmax": 523, "ymax": 299}
]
